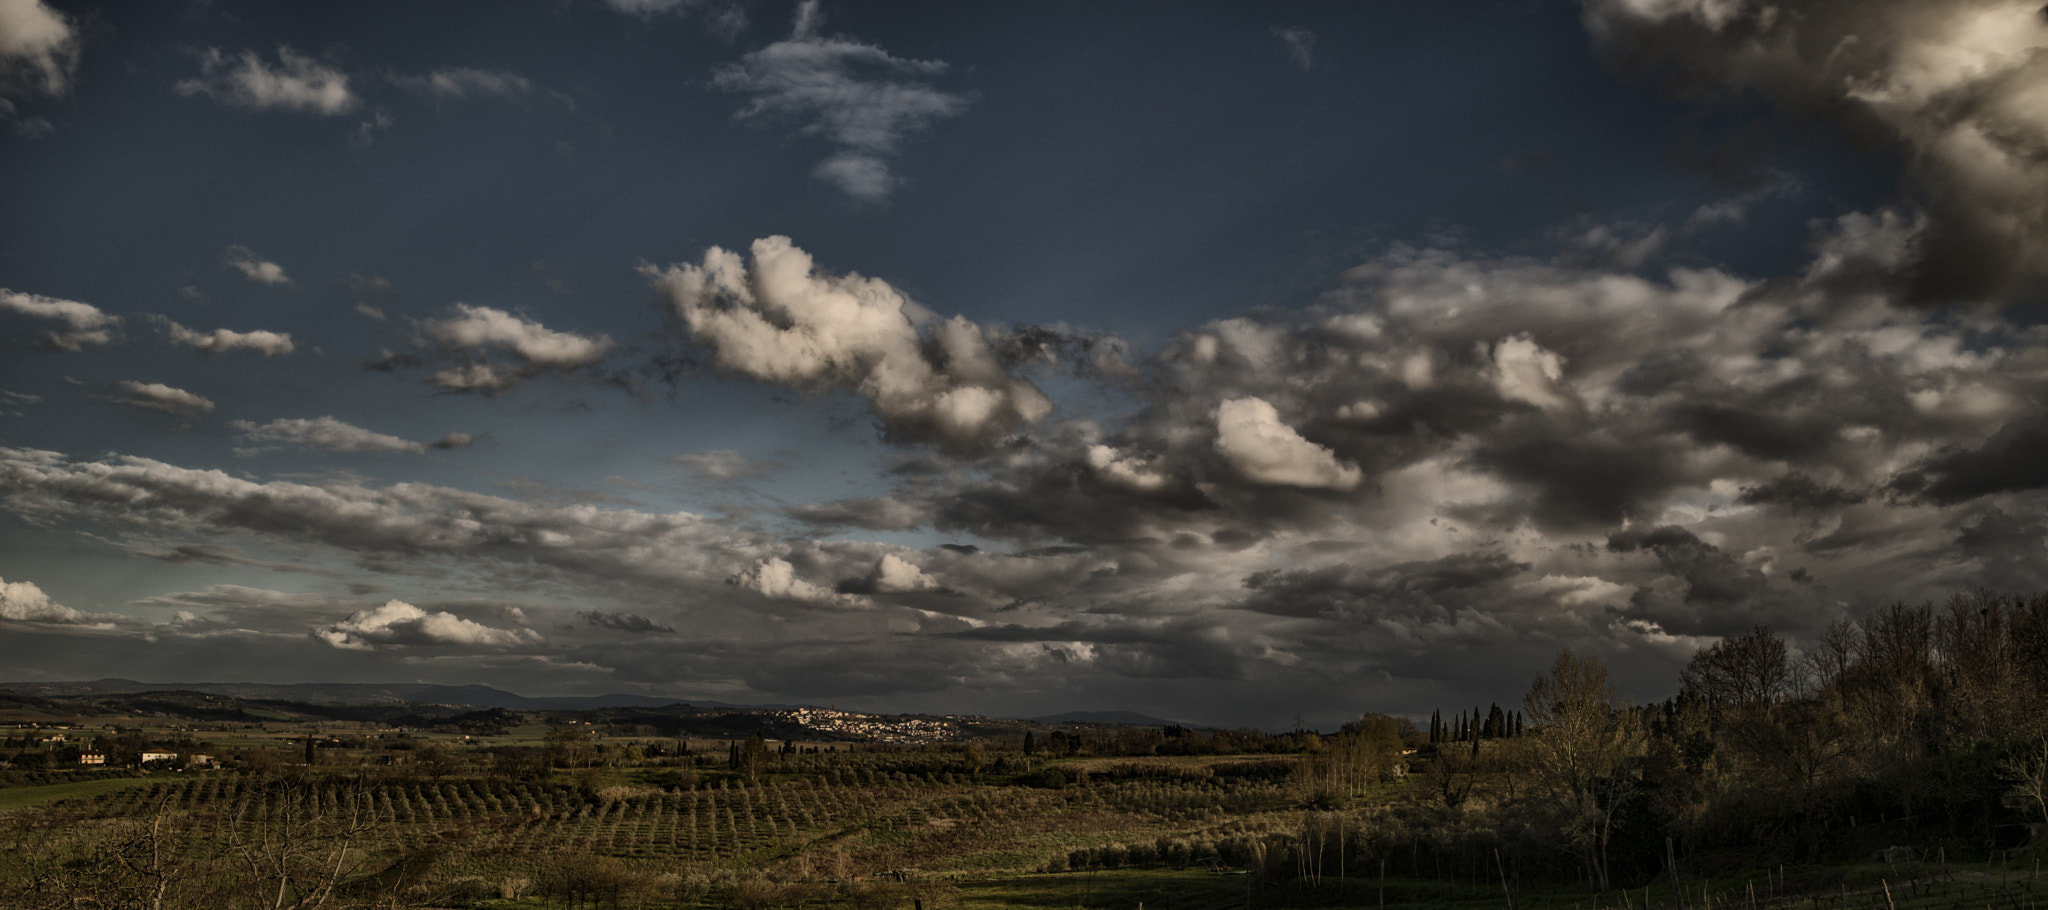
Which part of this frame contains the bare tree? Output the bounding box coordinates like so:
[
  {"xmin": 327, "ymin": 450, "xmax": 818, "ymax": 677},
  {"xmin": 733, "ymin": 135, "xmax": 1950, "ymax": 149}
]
[
  {"xmin": 1680, "ymin": 626, "xmax": 1791, "ymax": 710},
  {"xmin": 7, "ymin": 800, "xmax": 187, "ymax": 910},
  {"xmin": 210, "ymin": 776, "xmax": 388, "ymax": 910},
  {"xmin": 2002, "ymin": 737, "xmax": 2048, "ymax": 827},
  {"xmin": 1523, "ymin": 649, "xmax": 1643, "ymax": 891},
  {"xmin": 1803, "ymin": 617, "xmax": 1861, "ymax": 692}
]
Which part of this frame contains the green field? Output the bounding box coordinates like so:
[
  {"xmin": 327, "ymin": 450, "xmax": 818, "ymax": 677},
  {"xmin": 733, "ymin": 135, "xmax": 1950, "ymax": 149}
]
[{"xmin": 0, "ymin": 774, "xmax": 162, "ymax": 811}]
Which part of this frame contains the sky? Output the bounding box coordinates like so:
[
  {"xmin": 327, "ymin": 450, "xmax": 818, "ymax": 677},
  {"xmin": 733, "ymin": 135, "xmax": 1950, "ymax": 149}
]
[{"xmin": 3, "ymin": 0, "xmax": 2047, "ymax": 730}]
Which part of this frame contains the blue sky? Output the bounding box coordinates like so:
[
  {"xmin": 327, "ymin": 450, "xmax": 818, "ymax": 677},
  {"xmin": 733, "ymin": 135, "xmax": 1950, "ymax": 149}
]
[{"xmin": 3, "ymin": 0, "xmax": 2046, "ymax": 728}]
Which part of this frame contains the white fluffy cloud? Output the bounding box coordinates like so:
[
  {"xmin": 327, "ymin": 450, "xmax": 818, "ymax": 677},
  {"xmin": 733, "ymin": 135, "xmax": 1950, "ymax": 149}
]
[
  {"xmin": 866, "ymin": 553, "xmax": 937, "ymax": 593},
  {"xmin": 712, "ymin": 2, "xmax": 969, "ymax": 201},
  {"xmin": 1489, "ymin": 334, "xmax": 1575, "ymax": 414},
  {"xmin": 645, "ymin": 236, "xmax": 1050, "ymax": 449},
  {"xmin": 1086, "ymin": 444, "xmax": 1173, "ymax": 493},
  {"xmin": 315, "ymin": 599, "xmax": 540, "ymax": 650},
  {"xmin": 1214, "ymin": 396, "xmax": 1362, "ymax": 490},
  {"xmin": 223, "ymin": 245, "xmax": 293, "ymax": 286},
  {"xmin": 0, "ymin": 288, "xmax": 118, "ymax": 350},
  {"xmin": 729, "ymin": 557, "xmax": 845, "ymax": 604},
  {"xmin": 115, "ymin": 381, "xmax": 214, "ymax": 421},
  {"xmin": 177, "ymin": 47, "xmax": 357, "ymax": 116},
  {"xmin": 159, "ymin": 318, "xmax": 295, "ymax": 357},
  {"xmin": 0, "ymin": 0, "xmax": 76, "ymax": 99},
  {"xmin": 417, "ymin": 303, "xmax": 616, "ymax": 394},
  {"xmin": 230, "ymin": 417, "xmax": 465, "ymax": 455},
  {"xmin": 428, "ymin": 303, "xmax": 618, "ymax": 364},
  {"xmin": 0, "ymin": 575, "xmax": 88, "ymax": 623}
]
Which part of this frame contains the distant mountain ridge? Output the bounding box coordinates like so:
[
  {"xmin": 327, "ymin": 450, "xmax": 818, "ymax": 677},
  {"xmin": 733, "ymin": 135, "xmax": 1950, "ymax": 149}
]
[
  {"xmin": 0, "ymin": 680, "xmax": 1197, "ymax": 727},
  {"xmin": 1028, "ymin": 710, "xmax": 1185, "ymax": 727},
  {"xmin": 0, "ymin": 679, "xmax": 794, "ymax": 712}
]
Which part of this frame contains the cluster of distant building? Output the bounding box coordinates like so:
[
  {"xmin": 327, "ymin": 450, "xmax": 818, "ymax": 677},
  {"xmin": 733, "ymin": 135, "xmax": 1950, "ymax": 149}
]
[
  {"xmin": 72, "ymin": 749, "xmax": 215, "ymax": 767},
  {"xmin": 775, "ymin": 708, "xmax": 963, "ymax": 743},
  {"xmin": 19, "ymin": 728, "xmax": 215, "ymax": 768}
]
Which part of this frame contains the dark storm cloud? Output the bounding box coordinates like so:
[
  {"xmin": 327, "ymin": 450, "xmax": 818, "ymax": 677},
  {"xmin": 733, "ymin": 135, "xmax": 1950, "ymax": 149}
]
[
  {"xmin": 130, "ymin": 585, "xmax": 363, "ymax": 635},
  {"xmin": 788, "ymin": 496, "xmax": 928, "ymax": 532},
  {"xmin": 1583, "ymin": 0, "xmax": 2048, "ymax": 305},
  {"xmin": 1737, "ymin": 472, "xmax": 1868, "ymax": 510},
  {"xmin": 1606, "ymin": 525, "xmax": 1766, "ymax": 606},
  {"xmin": 1950, "ymin": 507, "xmax": 2048, "ymax": 592},
  {"xmin": 1237, "ymin": 552, "xmax": 1533, "ymax": 621},
  {"xmin": 940, "ymin": 617, "xmax": 1252, "ymax": 682},
  {"xmin": 141, "ymin": 542, "xmax": 243, "ymax": 564},
  {"xmin": 1889, "ymin": 420, "xmax": 2048, "ymax": 504},
  {"xmin": 1666, "ymin": 400, "xmax": 1839, "ymax": 463},
  {"xmin": 1470, "ymin": 425, "xmax": 1698, "ymax": 532},
  {"xmin": 580, "ymin": 609, "xmax": 675, "ymax": 634},
  {"xmin": 134, "ymin": 542, "xmax": 343, "ymax": 578}
]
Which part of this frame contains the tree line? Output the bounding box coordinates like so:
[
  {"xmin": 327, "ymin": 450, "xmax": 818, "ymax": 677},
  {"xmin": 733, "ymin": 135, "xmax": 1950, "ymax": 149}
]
[{"xmin": 1427, "ymin": 589, "xmax": 2048, "ymax": 892}]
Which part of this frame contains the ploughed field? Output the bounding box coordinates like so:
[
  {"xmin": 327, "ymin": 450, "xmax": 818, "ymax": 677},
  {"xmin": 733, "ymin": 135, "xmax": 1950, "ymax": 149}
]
[
  {"xmin": 0, "ymin": 754, "xmax": 1330, "ymax": 908},
  {"xmin": 4, "ymin": 755, "xmax": 2039, "ymax": 910}
]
